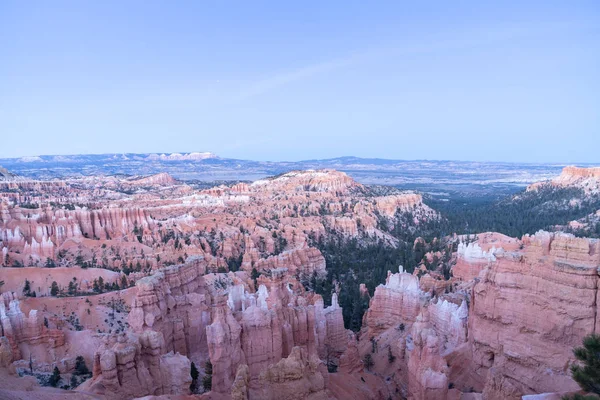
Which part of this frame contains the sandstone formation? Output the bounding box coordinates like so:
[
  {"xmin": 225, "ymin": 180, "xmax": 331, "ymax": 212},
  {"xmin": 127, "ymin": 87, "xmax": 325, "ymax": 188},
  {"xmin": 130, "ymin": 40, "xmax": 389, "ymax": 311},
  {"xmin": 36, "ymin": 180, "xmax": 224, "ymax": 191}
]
[
  {"xmin": 0, "ymin": 169, "xmax": 434, "ymax": 274},
  {"xmin": 81, "ymin": 331, "xmax": 191, "ymax": 399},
  {"xmin": 2, "ymin": 167, "xmax": 598, "ymax": 399},
  {"xmin": 352, "ymin": 231, "xmax": 600, "ymax": 399},
  {"xmin": 469, "ymin": 231, "xmax": 600, "ymax": 398},
  {"xmin": 528, "ymin": 165, "xmax": 600, "ymax": 194},
  {"xmin": 253, "ymin": 346, "xmax": 331, "ymax": 400}
]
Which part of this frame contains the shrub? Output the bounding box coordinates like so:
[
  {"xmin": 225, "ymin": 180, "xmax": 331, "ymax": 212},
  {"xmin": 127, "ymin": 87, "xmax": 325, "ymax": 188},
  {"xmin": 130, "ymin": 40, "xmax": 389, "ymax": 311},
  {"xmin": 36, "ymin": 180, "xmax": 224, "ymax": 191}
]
[
  {"xmin": 363, "ymin": 353, "xmax": 374, "ymax": 371},
  {"xmin": 388, "ymin": 346, "xmax": 396, "ymax": 363}
]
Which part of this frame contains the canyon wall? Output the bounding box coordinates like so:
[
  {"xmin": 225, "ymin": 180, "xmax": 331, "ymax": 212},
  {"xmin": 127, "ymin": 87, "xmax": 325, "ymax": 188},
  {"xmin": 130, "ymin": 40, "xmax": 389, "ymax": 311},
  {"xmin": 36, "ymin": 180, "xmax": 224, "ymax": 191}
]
[
  {"xmin": 469, "ymin": 231, "xmax": 600, "ymax": 399},
  {"xmin": 352, "ymin": 231, "xmax": 600, "ymax": 399}
]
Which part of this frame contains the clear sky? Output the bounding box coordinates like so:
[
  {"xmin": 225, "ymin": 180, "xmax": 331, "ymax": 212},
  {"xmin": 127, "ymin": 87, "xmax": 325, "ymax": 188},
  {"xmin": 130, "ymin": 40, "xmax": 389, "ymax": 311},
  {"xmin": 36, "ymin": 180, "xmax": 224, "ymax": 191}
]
[{"xmin": 1, "ymin": 1, "xmax": 599, "ymax": 162}]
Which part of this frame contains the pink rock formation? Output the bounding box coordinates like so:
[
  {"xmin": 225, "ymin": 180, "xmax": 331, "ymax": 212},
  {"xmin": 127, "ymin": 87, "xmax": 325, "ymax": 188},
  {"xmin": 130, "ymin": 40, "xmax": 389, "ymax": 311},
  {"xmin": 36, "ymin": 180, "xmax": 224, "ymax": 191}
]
[
  {"xmin": 252, "ymin": 346, "xmax": 331, "ymax": 400},
  {"xmin": 250, "ymin": 170, "xmax": 357, "ymax": 193},
  {"xmin": 0, "ymin": 169, "xmax": 452, "ymax": 399},
  {"xmin": 243, "ymin": 247, "xmax": 326, "ymax": 278},
  {"xmin": 128, "ymin": 172, "xmax": 176, "ymax": 186},
  {"xmin": 0, "ymin": 266, "xmax": 121, "ymax": 296},
  {"xmin": 83, "ymin": 331, "xmax": 191, "ymax": 398},
  {"xmin": 0, "ymin": 295, "xmax": 65, "ymax": 363},
  {"xmin": 453, "ymin": 232, "xmax": 520, "ymax": 282},
  {"xmin": 206, "ymin": 276, "xmax": 347, "ymax": 395},
  {"xmin": 469, "ymin": 231, "xmax": 600, "ymax": 398},
  {"xmin": 128, "ymin": 257, "xmax": 211, "ymax": 357},
  {"xmin": 528, "ymin": 166, "xmax": 600, "ymax": 194},
  {"xmin": 364, "ymin": 268, "xmax": 423, "ymax": 336}
]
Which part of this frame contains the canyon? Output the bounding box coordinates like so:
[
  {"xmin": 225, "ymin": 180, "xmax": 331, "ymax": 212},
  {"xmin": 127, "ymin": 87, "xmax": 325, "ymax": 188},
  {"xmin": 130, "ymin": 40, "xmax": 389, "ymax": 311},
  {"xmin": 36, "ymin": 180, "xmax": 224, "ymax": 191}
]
[{"xmin": 0, "ymin": 167, "xmax": 599, "ymax": 399}]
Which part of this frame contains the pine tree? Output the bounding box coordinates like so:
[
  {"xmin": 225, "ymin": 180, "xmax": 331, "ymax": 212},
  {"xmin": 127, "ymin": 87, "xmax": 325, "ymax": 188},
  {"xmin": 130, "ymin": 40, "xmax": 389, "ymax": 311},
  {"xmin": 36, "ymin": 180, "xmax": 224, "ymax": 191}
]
[
  {"xmin": 388, "ymin": 346, "xmax": 396, "ymax": 363},
  {"xmin": 70, "ymin": 374, "xmax": 78, "ymax": 388},
  {"xmin": 363, "ymin": 353, "xmax": 374, "ymax": 371},
  {"xmin": 251, "ymin": 268, "xmax": 260, "ymax": 289},
  {"xmin": 74, "ymin": 355, "xmax": 90, "ymax": 376},
  {"xmin": 202, "ymin": 360, "xmax": 213, "ymax": 391},
  {"xmin": 50, "ymin": 281, "xmax": 59, "ymax": 296},
  {"xmin": 570, "ymin": 334, "xmax": 600, "ymax": 396},
  {"xmin": 23, "ymin": 279, "xmax": 31, "ymax": 296},
  {"xmin": 190, "ymin": 361, "xmax": 199, "ymax": 393},
  {"xmin": 49, "ymin": 366, "xmax": 61, "ymax": 387},
  {"xmin": 68, "ymin": 280, "xmax": 77, "ymax": 295}
]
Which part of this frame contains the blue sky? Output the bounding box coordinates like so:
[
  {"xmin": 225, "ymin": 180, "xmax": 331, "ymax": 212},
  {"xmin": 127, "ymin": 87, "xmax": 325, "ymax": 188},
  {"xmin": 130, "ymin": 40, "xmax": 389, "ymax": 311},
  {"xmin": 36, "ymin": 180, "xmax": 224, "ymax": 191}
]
[{"xmin": 1, "ymin": 1, "xmax": 599, "ymax": 162}]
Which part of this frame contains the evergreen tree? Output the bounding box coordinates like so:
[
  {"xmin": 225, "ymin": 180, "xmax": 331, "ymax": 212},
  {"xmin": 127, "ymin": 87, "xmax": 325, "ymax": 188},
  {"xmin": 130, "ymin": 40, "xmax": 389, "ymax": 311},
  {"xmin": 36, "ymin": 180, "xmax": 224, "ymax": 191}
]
[
  {"xmin": 388, "ymin": 346, "xmax": 396, "ymax": 363},
  {"xmin": 70, "ymin": 374, "xmax": 78, "ymax": 389},
  {"xmin": 251, "ymin": 268, "xmax": 260, "ymax": 289},
  {"xmin": 50, "ymin": 281, "xmax": 59, "ymax": 296},
  {"xmin": 23, "ymin": 279, "xmax": 31, "ymax": 296},
  {"xmin": 202, "ymin": 360, "xmax": 213, "ymax": 391},
  {"xmin": 569, "ymin": 334, "xmax": 600, "ymax": 396},
  {"xmin": 75, "ymin": 253, "xmax": 84, "ymax": 267},
  {"xmin": 49, "ymin": 366, "xmax": 61, "ymax": 387},
  {"xmin": 68, "ymin": 280, "xmax": 77, "ymax": 295},
  {"xmin": 74, "ymin": 355, "xmax": 90, "ymax": 376},
  {"xmin": 190, "ymin": 361, "xmax": 199, "ymax": 393},
  {"xmin": 363, "ymin": 353, "xmax": 374, "ymax": 371}
]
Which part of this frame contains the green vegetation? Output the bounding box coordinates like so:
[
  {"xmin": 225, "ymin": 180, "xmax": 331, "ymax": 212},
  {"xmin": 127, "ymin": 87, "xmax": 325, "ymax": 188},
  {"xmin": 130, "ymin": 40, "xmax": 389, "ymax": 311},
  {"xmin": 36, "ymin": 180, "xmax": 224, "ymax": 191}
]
[
  {"xmin": 313, "ymin": 230, "xmax": 452, "ymax": 331},
  {"xmin": 202, "ymin": 360, "xmax": 213, "ymax": 391},
  {"xmin": 190, "ymin": 361, "xmax": 199, "ymax": 393},
  {"xmin": 74, "ymin": 355, "xmax": 90, "ymax": 376},
  {"xmin": 388, "ymin": 346, "xmax": 396, "ymax": 363},
  {"xmin": 426, "ymin": 185, "xmax": 600, "ymax": 238},
  {"xmin": 48, "ymin": 366, "xmax": 61, "ymax": 387},
  {"xmin": 564, "ymin": 334, "xmax": 600, "ymax": 399},
  {"xmin": 50, "ymin": 281, "xmax": 59, "ymax": 296},
  {"xmin": 23, "ymin": 279, "xmax": 34, "ymax": 297},
  {"xmin": 363, "ymin": 353, "xmax": 374, "ymax": 371}
]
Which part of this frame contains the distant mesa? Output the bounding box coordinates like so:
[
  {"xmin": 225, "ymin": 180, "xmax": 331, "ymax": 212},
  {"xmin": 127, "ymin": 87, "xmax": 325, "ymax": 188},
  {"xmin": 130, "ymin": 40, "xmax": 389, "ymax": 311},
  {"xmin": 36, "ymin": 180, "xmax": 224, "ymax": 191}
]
[
  {"xmin": 558, "ymin": 165, "xmax": 600, "ymax": 180},
  {"xmin": 528, "ymin": 165, "xmax": 600, "ymax": 194},
  {"xmin": 17, "ymin": 156, "xmax": 43, "ymax": 163},
  {"xmin": 145, "ymin": 152, "xmax": 217, "ymax": 161}
]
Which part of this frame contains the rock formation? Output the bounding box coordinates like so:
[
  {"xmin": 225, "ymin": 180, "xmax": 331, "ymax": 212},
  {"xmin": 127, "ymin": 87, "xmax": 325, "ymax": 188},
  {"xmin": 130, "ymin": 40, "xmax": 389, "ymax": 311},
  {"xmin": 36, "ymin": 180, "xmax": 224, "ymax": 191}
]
[
  {"xmin": 252, "ymin": 346, "xmax": 331, "ymax": 400},
  {"xmin": 3, "ymin": 167, "xmax": 598, "ymax": 399},
  {"xmin": 352, "ymin": 231, "xmax": 600, "ymax": 399},
  {"xmin": 528, "ymin": 165, "xmax": 600, "ymax": 194},
  {"xmin": 82, "ymin": 331, "xmax": 191, "ymax": 398}
]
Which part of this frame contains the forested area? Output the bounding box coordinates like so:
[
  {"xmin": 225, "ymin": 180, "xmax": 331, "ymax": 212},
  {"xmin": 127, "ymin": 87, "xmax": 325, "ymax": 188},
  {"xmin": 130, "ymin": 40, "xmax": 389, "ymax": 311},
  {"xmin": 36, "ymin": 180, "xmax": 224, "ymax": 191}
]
[
  {"xmin": 314, "ymin": 184, "xmax": 600, "ymax": 331},
  {"xmin": 309, "ymin": 210, "xmax": 454, "ymax": 331},
  {"xmin": 426, "ymin": 184, "xmax": 600, "ymax": 238}
]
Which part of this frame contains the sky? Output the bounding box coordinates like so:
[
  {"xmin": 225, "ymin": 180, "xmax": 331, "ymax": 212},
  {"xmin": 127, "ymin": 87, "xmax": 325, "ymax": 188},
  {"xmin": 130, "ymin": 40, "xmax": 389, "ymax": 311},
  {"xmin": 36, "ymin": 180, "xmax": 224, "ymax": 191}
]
[{"xmin": 0, "ymin": 1, "xmax": 599, "ymax": 163}]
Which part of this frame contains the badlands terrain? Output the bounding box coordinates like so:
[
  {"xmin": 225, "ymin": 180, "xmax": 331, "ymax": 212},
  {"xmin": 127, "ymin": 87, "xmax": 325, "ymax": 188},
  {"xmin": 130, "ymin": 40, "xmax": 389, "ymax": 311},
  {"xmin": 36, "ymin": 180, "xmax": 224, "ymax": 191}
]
[{"xmin": 0, "ymin": 164, "xmax": 600, "ymax": 399}]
